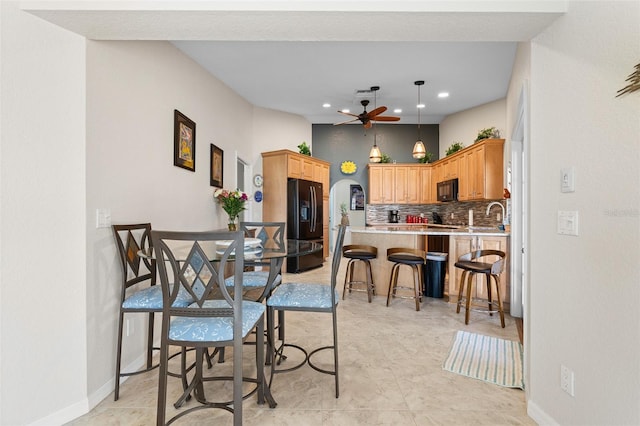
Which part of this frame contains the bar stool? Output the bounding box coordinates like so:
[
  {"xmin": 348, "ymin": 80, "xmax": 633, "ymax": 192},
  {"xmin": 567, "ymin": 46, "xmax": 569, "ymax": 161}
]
[
  {"xmin": 386, "ymin": 248, "xmax": 426, "ymax": 311},
  {"xmin": 454, "ymin": 249, "xmax": 506, "ymax": 328},
  {"xmin": 342, "ymin": 245, "xmax": 377, "ymax": 303}
]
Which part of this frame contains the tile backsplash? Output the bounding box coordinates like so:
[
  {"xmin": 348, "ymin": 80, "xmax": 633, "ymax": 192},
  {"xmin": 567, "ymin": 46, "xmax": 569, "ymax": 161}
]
[{"xmin": 366, "ymin": 200, "xmax": 509, "ymax": 227}]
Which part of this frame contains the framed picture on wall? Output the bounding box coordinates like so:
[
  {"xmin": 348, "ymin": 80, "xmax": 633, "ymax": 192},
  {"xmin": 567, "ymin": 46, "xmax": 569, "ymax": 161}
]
[
  {"xmin": 210, "ymin": 144, "xmax": 224, "ymax": 187},
  {"xmin": 350, "ymin": 184, "xmax": 364, "ymax": 210},
  {"xmin": 173, "ymin": 109, "xmax": 196, "ymax": 172}
]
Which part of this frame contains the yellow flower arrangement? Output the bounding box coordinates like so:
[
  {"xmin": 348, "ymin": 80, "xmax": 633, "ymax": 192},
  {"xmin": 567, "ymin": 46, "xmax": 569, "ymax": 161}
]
[{"xmin": 340, "ymin": 160, "xmax": 357, "ymax": 175}]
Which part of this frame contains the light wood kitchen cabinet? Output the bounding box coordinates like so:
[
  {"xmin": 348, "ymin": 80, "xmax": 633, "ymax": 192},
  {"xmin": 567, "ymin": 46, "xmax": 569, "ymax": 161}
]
[
  {"xmin": 367, "ymin": 165, "xmax": 395, "ymax": 204},
  {"xmin": 419, "ymin": 166, "xmax": 431, "ymax": 204},
  {"xmin": 457, "ymin": 138, "xmax": 504, "ymax": 201},
  {"xmin": 369, "ymin": 164, "xmax": 428, "ymax": 204},
  {"xmin": 394, "ymin": 166, "xmax": 421, "ymax": 204},
  {"xmin": 262, "ymin": 149, "xmax": 331, "ymax": 259},
  {"xmin": 442, "ymin": 156, "xmax": 459, "ymax": 180},
  {"xmin": 447, "ymin": 234, "xmax": 510, "ymax": 307},
  {"xmin": 430, "ymin": 163, "xmax": 443, "ymax": 203},
  {"xmin": 288, "ymin": 154, "xmax": 314, "ymax": 181}
]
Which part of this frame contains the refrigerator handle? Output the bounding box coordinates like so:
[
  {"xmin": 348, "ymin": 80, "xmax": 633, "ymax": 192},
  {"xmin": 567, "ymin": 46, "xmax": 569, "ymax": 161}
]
[{"xmin": 310, "ymin": 185, "xmax": 316, "ymax": 232}]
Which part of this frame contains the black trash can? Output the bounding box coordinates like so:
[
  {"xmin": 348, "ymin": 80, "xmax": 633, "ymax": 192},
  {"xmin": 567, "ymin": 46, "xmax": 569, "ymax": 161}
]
[{"xmin": 424, "ymin": 252, "xmax": 448, "ymax": 298}]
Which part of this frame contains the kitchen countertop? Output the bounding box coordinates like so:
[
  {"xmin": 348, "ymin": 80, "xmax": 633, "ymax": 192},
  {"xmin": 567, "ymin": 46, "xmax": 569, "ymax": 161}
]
[{"xmin": 351, "ymin": 223, "xmax": 510, "ymax": 237}]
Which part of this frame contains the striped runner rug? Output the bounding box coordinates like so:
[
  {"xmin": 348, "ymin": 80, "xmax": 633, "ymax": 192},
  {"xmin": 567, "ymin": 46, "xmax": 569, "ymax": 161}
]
[{"xmin": 443, "ymin": 330, "xmax": 524, "ymax": 389}]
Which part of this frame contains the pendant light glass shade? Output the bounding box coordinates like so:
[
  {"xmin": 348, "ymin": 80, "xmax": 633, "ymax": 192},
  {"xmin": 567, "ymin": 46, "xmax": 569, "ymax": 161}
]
[
  {"xmin": 412, "ymin": 140, "xmax": 426, "ymax": 159},
  {"xmin": 413, "ymin": 80, "xmax": 426, "ymax": 159},
  {"xmin": 369, "ymin": 144, "xmax": 382, "ymax": 162}
]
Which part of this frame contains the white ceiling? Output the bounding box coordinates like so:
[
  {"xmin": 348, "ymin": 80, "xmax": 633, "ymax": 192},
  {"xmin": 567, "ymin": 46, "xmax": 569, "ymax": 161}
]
[{"xmin": 23, "ymin": 1, "xmax": 567, "ymax": 124}]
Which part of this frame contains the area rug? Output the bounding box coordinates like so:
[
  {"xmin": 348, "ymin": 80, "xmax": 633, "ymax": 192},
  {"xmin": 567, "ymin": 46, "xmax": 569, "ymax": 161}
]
[{"xmin": 443, "ymin": 330, "xmax": 524, "ymax": 389}]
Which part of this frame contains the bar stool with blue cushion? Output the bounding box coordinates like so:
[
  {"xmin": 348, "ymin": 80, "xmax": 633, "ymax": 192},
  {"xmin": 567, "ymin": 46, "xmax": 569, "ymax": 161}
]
[
  {"xmin": 342, "ymin": 244, "xmax": 377, "ymax": 303},
  {"xmin": 386, "ymin": 247, "xmax": 426, "ymax": 311},
  {"xmin": 266, "ymin": 224, "xmax": 347, "ymax": 398},
  {"xmin": 454, "ymin": 249, "xmax": 506, "ymax": 328},
  {"xmin": 111, "ymin": 223, "xmax": 193, "ymax": 401}
]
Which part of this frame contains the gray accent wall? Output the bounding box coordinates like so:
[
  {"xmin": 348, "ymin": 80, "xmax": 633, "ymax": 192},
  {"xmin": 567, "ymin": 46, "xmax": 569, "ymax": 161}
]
[{"xmin": 312, "ymin": 123, "xmax": 439, "ymax": 195}]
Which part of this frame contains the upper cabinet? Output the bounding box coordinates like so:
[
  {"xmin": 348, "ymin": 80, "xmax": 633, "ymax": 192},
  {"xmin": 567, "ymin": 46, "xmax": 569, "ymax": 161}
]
[
  {"xmin": 368, "ymin": 164, "xmax": 430, "ymax": 204},
  {"xmin": 367, "ymin": 138, "xmax": 504, "ymax": 205},
  {"xmin": 457, "ymin": 138, "xmax": 504, "ymax": 201}
]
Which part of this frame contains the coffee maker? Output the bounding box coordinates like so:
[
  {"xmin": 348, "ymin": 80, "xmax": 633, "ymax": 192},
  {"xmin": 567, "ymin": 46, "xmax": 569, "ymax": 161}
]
[{"xmin": 388, "ymin": 209, "xmax": 399, "ymax": 223}]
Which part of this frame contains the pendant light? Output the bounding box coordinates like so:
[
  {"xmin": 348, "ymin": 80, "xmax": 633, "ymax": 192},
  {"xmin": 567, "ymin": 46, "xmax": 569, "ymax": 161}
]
[
  {"xmin": 369, "ymin": 86, "xmax": 382, "ymax": 162},
  {"xmin": 412, "ymin": 80, "xmax": 427, "ymax": 159}
]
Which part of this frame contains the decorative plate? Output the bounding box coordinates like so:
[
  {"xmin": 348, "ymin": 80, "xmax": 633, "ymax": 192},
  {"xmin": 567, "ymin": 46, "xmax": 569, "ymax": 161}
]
[
  {"xmin": 253, "ymin": 174, "xmax": 263, "ymax": 187},
  {"xmin": 340, "ymin": 160, "xmax": 357, "ymax": 175},
  {"xmin": 254, "ymin": 190, "xmax": 263, "ymax": 202}
]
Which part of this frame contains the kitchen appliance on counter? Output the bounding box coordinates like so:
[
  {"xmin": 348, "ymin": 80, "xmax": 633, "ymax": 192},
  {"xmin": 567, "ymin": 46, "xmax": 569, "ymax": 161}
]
[
  {"xmin": 437, "ymin": 178, "xmax": 459, "ymax": 202},
  {"xmin": 432, "ymin": 212, "xmax": 444, "ymax": 224},
  {"xmin": 287, "ymin": 178, "xmax": 324, "ymax": 273},
  {"xmin": 388, "ymin": 209, "xmax": 399, "ymax": 223}
]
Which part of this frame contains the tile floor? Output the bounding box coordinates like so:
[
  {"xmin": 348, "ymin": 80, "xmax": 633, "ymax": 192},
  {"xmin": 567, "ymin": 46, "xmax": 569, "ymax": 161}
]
[{"xmin": 68, "ymin": 259, "xmax": 534, "ymax": 426}]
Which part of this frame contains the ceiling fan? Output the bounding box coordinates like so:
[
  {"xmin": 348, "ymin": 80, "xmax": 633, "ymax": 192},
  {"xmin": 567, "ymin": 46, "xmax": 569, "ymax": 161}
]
[{"xmin": 334, "ymin": 86, "xmax": 400, "ymax": 129}]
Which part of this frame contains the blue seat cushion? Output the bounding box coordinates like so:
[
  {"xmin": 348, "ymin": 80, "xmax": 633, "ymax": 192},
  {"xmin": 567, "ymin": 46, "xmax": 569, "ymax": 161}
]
[
  {"xmin": 267, "ymin": 283, "xmax": 339, "ymax": 310},
  {"xmin": 225, "ymin": 271, "xmax": 282, "ymax": 288},
  {"xmin": 122, "ymin": 284, "xmax": 193, "ymax": 310},
  {"xmin": 169, "ymin": 300, "xmax": 265, "ymax": 343}
]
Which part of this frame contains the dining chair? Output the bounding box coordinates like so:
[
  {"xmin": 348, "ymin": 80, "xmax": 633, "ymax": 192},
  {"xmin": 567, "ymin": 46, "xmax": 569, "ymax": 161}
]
[
  {"xmin": 111, "ymin": 223, "xmax": 193, "ymax": 401},
  {"xmin": 153, "ymin": 229, "xmax": 275, "ymax": 426},
  {"xmin": 266, "ymin": 224, "xmax": 346, "ymax": 398},
  {"xmin": 225, "ymin": 221, "xmax": 285, "ymax": 300}
]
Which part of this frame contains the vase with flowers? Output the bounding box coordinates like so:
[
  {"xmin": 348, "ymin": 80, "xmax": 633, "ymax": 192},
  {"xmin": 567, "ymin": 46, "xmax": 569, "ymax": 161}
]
[{"xmin": 213, "ymin": 188, "xmax": 248, "ymax": 231}]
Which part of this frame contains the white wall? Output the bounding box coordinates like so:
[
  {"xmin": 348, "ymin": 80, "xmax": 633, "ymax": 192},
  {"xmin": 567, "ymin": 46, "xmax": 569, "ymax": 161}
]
[
  {"xmin": 527, "ymin": 2, "xmax": 640, "ymax": 425},
  {"xmin": 438, "ymin": 98, "xmax": 507, "ymax": 157},
  {"xmin": 85, "ymin": 40, "xmax": 311, "ymax": 402},
  {"xmin": 1, "ymin": 2, "xmax": 88, "ymax": 424},
  {"xmin": 0, "ymin": 17, "xmax": 311, "ymax": 423}
]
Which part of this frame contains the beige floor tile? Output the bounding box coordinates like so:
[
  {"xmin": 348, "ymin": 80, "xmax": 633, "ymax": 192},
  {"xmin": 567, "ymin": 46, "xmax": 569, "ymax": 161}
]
[{"xmin": 67, "ymin": 259, "xmax": 531, "ymax": 425}]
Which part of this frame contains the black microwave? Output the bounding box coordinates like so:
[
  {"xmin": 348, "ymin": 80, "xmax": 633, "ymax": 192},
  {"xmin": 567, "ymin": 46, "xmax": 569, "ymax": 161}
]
[{"xmin": 437, "ymin": 178, "xmax": 458, "ymax": 202}]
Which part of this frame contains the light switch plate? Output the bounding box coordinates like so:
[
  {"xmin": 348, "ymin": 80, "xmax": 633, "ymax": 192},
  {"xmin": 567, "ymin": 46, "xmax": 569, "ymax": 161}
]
[
  {"xmin": 96, "ymin": 208, "xmax": 111, "ymax": 228},
  {"xmin": 561, "ymin": 167, "xmax": 575, "ymax": 193},
  {"xmin": 557, "ymin": 210, "xmax": 579, "ymax": 236}
]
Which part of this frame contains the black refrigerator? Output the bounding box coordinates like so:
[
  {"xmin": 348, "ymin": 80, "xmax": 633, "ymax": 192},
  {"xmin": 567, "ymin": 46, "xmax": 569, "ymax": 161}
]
[{"xmin": 287, "ymin": 178, "xmax": 324, "ymax": 273}]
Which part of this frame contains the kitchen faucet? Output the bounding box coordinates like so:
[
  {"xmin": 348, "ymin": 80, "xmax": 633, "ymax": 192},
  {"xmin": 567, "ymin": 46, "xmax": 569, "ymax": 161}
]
[{"xmin": 486, "ymin": 201, "xmax": 506, "ymax": 225}]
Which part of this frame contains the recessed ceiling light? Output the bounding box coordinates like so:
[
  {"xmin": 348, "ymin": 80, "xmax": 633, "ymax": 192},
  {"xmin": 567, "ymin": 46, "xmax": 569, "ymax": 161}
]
[
  {"xmin": 322, "ymin": 103, "xmax": 331, "ymax": 108},
  {"xmin": 438, "ymin": 92, "xmax": 450, "ymax": 98},
  {"xmin": 394, "ymin": 108, "xmax": 402, "ymax": 114},
  {"xmin": 341, "ymin": 108, "xmax": 350, "ymax": 113},
  {"xmin": 417, "ymin": 103, "xmax": 425, "ymax": 109}
]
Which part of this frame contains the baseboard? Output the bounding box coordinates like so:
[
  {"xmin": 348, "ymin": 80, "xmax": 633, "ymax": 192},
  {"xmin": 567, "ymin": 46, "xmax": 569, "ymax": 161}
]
[
  {"xmin": 527, "ymin": 399, "xmax": 560, "ymax": 425},
  {"xmin": 28, "ymin": 352, "xmax": 149, "ymax": 425},
  {"xmin": 28, "ymin": 398, "xmax": 89, "ymax": 426}
]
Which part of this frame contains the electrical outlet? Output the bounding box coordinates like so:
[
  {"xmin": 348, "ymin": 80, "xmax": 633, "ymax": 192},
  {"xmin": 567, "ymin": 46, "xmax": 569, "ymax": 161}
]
[
  {"xmin": 450, "ymin": 212, "xmax": 455, "ymax": 219},
  {"xmin": 560, "ymin": 365, "xmax": 575, "ymax": 396},
  {"xmin": 496, "ymin": 213, "xmax": 501, "ymax": 221}
]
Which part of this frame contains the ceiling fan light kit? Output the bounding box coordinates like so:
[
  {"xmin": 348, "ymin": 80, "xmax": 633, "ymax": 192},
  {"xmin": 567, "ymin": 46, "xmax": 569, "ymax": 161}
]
[{"xmin": 412, "ymin": 80, "xmax": 427, "ymax": 159}]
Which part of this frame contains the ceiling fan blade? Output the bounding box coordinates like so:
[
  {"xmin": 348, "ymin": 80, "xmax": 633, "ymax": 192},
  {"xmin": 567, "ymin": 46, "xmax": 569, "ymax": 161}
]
[
  {"xmin": 368, "ymin": 106, "xmax": 387, "ymax": 117},
  {"xmin": 333, "ymin": 118, "xmax": 359, "ymax": 126},
  {"xmin": 372, "ymin": 116, "xmax": 401, "ymax": 122},
  {"xmin": 337, "ymin": 110, "xmax": 360, "ymax": 118}
]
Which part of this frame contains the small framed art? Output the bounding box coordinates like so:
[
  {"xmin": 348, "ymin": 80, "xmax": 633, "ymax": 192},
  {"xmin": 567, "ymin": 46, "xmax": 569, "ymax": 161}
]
[
  {"xmin": 173, "ymin": 110, "xmax": 196, "ymax": 172},
  {"xmin": 210, "ymin": 144, "xmax": 224, "ymax": 187}
]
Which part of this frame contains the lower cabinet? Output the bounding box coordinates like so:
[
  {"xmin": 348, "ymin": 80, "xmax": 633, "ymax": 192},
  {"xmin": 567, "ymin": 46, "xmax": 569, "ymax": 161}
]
[{"xmin": 447, "ymin": 235, "xmax": 510, "ymax": 306}]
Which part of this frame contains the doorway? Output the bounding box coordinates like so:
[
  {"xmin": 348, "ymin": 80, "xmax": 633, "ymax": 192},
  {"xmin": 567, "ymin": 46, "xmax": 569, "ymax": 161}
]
[{"xmin": 328, "ymin": 178, "xmax": 366, "ymax": 252}]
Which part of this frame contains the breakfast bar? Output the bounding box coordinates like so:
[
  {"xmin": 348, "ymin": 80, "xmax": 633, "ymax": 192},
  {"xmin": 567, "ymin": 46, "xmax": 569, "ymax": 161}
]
[{"xmin": 348, "ymin": 224, "xmax": 511, "ymax": 307}]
